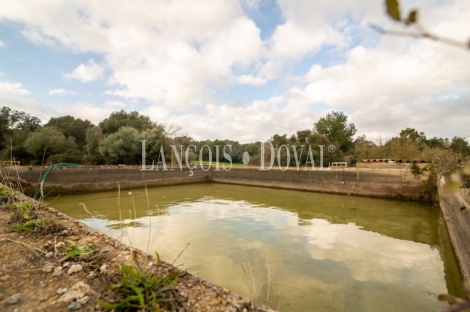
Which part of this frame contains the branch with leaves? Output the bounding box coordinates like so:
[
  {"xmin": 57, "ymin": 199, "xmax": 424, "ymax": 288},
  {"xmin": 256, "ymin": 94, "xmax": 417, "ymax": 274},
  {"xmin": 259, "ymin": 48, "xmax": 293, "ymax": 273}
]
[{"xmin": 370, "ymin": 0, "xmax": 470, "ymax": 50}]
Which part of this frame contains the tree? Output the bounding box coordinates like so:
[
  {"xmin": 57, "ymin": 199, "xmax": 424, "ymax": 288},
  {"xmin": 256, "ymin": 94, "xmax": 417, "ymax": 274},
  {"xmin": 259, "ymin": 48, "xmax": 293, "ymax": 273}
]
[
  {"xmin": 99, "ymin": 110, "xmax": 157, "ymax": 134},
  {"xmin": 314, "ymin": 111, "xmax": 357, "ymax": 153},
  {"xmin": 399, "ymin": 128, "xmax": 426, "ymax": 142},
  {"xmin": 270, "ymin": 134, "xmax": 288, "ymax": 148},
  {"xmin": 449, "ymin": 136, "xmax": 470, "ymax": 155},
  {"xmin": 46, "ymin": 116, "xmax": 93, "ymax": 149},
  {"xmin": 0, "ymin": 106, "xmax": 41, "ymax": 149},
  {"xmin": 23, "ymin": 127, "xmax": 77, "ymax": 159},
  {"xmin": 296, "ymin": 130, "xmax": 312, "ymax": 144},
  {"xmin": 141, "ymin": 125, "xmax": 168, "ymax": 161},
  {"xmin": 426, "ymin": 137, "xmax": 446, "ymax": 149},
  {"xmin": 99, "ymin": 127, "xmax": 142, "ymax": 164},
  {"xmin": 85, "ymin": 126, "xmax": 104, "ymax": 156}
]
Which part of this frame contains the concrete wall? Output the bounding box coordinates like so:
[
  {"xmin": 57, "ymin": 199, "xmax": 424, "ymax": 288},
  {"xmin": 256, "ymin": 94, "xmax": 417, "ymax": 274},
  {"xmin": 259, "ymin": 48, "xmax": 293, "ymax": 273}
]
[
  {"xmin": 356, "ymin": 162, "xmax": 428, "ymax": 169},
  {"xmin": 439, "ymin": 177, "xmax": 470, "ymax": 283},
  {"xmin": 1, "ymin": 166, "xmax": 427, "ymax": 201}
]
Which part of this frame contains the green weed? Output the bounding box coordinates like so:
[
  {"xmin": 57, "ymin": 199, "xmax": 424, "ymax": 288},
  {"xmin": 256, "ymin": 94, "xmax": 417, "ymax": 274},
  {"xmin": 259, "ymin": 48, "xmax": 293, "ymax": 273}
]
[
  {"xmin": 10, "ymin": 201, "xmax": 35, "ymax": 220},
  {"xmin": 0, "ymin": 185, "xmax": 14, "ymax": 198},
  {"xmin": 99, "ymin": 252, "xmax": 179, "ymax": 311},
  {"xmin": 10, "ymin": 219, "xmax": 52, "ymax": 233},
  {"xmin": 60, "ymin": 240, "xmax": 95, "ymax": 262}
]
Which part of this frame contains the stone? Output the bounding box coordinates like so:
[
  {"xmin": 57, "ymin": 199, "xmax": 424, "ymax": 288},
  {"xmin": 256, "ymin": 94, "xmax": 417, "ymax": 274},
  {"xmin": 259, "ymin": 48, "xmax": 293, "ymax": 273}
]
[
  {"xmin": 56, "ymin": 242, "xmax": 65, "ymax": 248},
  {"xmin": 99, "ymin": 264, "xmax": 107, "ymax": 271},
  {"xmin": 68, "ymin": 264, "xmax": 83, "ymax": 275},
  {"xmin": 59, "ymin": 282, "xmax": 91, "ymax": 303},
  {"xmin": 7, "ymin": 293, "xmax": 21, "ymax": 304},
  {"xmin": 42, "ymin": 263, "xmax": 54, "ymax": 273},
  {"xmin": 57, "ymin": 288, "xmax": 67, "ymax": 295},
  {"xmin": 53, "ymin": 271, "xmax": 63, "ymax": 277},
  {"xmin": 63, "ymin": 262, "xmax": 71, "ymax": 268},
  {"xmin": 67, "ymin": 301, "xmax": 81, "ymax": 310},
  {"xmin": 77, "ymin": 296, "xmax": 88, "ymax": 304},
  {"xmin": 45, "ymin": 252, "xmax": 54, "ymax": 258}
]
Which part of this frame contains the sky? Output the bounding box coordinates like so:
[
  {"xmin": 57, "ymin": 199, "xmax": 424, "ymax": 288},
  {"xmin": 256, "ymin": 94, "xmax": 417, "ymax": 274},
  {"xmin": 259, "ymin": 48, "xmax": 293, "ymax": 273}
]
[{"xmin": 0, "ymin": 0, "xmax": 469, "ymax": 143}]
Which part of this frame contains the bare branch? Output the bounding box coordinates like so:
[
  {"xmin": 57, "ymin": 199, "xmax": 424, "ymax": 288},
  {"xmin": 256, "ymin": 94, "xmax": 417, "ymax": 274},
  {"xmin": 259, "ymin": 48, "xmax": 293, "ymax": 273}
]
[{"xmin": 370, "ymin": 23, "xmax": 470, "ymax": 50}]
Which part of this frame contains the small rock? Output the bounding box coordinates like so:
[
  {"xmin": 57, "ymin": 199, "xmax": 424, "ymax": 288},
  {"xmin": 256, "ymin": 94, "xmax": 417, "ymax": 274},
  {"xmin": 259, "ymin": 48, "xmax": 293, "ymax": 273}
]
[
  {"xmin": 7, "ymin": 293, "xmax": 21, "ymax": 305},
  {"xmin": 45, "ymin": 252, "xmax": 54, "ymax": 258},
  {"xmin": 87, "ymin": 272, "xmax": 94, "ymax": 279},
  {"xmin": 77, "ymin": 296, "xmax": 88, "ymax": 304},
  {"xmin": 63, "ymin": 262, "xmax": 71, "ymax": 268},
  {"xmin": 55, "ymin": 266, "xmax": 63, "ymax": 272},
  {"xmin": 57, "ymin": 288, "xmax": 67, "ymax": 295},
  {"xmin": 53, "ymin": 271, "xmax": 63, "ymax": 277},
  {"xmin": 59, "ymin": 282, "xmax": 90, "ymax": 303},
  {"xmin": 67, "ymin": 301, "xmax": 81, "ymax": 310},
  {"xmin": 56, "ymin": 242, "xmax": 65, "ymax": 248},
  {"xmin": 68, "ymin": 264, "xmax": 83, "ymax": 275},
  {"xmin": 42, "ymin": 264, "xmax": 54, "ymax": 273},
  {"xmin": 99, "ymin": 264, "xmax": 107, "ymax": 271},
  {"xmin": 62, "ymin": 230, "xmax": 68, "ymax": 234}
]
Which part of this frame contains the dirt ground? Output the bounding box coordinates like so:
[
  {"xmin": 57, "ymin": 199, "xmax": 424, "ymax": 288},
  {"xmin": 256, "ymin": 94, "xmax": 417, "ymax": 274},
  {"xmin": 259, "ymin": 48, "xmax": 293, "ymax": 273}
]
[{"xmin": 0, "ymin": 187, "xmax": 273, "ymax": 312}]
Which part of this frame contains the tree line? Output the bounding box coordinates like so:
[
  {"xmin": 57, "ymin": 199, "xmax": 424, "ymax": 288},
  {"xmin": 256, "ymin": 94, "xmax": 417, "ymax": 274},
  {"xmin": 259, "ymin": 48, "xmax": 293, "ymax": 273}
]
[{"xmin": 0, "ymin": 106, "xmax": 468, "ymax": 167}]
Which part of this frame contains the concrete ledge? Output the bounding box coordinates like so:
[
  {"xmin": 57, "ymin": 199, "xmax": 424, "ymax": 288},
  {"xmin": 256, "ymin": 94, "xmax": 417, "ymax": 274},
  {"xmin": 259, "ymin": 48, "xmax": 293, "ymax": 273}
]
[
  {"xmin": 439, "ymin": 177, "xmax": 470, "ymax": 283},
  {"xmin": 0, "ymin": 166, "xmax": 427, "ymax": 201}
]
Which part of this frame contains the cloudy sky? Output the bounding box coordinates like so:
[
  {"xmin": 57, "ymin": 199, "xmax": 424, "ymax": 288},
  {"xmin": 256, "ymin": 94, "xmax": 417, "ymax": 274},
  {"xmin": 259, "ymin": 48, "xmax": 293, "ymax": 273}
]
[{"xmin": 0, "ymin": 0, "xmax": 469, "ymax": 143}]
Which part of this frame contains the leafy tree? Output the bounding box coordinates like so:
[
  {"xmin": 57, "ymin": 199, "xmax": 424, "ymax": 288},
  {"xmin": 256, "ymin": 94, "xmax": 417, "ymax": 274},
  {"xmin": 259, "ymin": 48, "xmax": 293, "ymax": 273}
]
[
  {"xmin": 0, "ymin": 106, "xmax": 41, "ymax": 150},
  {"xmin": 307, "ymin": 133, "xmax": 343, "ymax": 166},
  {"xmin": 23, "ymin": 127, "xmax": 77, "ymax": 159},
  {"xmin": 270, "ymin": 134, "xmax": 288, "ymax": 148},
  {"xmin": 449, "ymin": 136, "xmax": 470, "ymax": 155},
  {"xmin": 296, "ymin": 130, "xmax": 312, "ymax": 144},
  {"xmin": 426, "ymin": 137, "xmax": 446, "ymax": 149},
  {"xmin": 85, "ymin": 126, "xmax": 104, "ymax": 155},
  {"xmin": 399, "ymin": 128, "xmax": 426, "ymax": 142},
  {"xmin": 99, "ymin": 127, "xmax": 142, "ymax": 164},
  {"xmin": 46, "ymin": 116, "xmax": 93, "ymax": 149},
  {"xmin": 141, "ymin": 125, "xmax": 168, "ymax": 161},
  {"xmin": 314, "ymin": 111, "xmax": 357, "ymax": 153},
  {"xmin": 99, "ymin": 110, "xmax": 157, "ymax": 134}
]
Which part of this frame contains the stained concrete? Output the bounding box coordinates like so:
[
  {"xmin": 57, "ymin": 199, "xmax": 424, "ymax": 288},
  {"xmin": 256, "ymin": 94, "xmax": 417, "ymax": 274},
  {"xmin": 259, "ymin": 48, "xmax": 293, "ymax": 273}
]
[
  {"xmin": 1, "ymin": 166, "xmax": 426, "ymax": 201},
  {"xmin": 439, "ymin": 177, "xmax": 470, "ymax": 283}
]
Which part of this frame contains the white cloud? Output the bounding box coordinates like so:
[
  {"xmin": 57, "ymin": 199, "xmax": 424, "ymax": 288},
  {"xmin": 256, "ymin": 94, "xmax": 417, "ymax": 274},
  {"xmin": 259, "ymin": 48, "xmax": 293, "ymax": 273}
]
[
  {"xmin": 0, "ymin": 81, "xmax": 30, "ymax": 96},
  {"xmin": 104, "ymin": 100, "xmax": 126, "ymax": 109},
  {"xmin": 0, "ymin": 0, "xmax": 469, "ymax": 141},
  {"xmin": 0, "ymin": 40, "xmax": 5, "ymax": 47},
  {"xmin": 236, "ymin": 75, "xmax": 266, "ymax": 86},
  {"xmin": 55, "ymin": 103, "xmax": 114, "ymax": 124},
  {"xmin": 64, "ymin": 59, "xmax": 104, "ymax": 82},
  {"xmin": 48, "ymin": 88, "xmax": 77, "ymax": 96}
]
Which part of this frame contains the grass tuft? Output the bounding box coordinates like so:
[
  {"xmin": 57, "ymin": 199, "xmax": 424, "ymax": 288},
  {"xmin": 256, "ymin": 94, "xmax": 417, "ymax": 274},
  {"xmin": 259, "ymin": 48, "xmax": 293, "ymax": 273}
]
[
  {"xmin": 60, "ymin": 240, "xmax": 95, "ymax": 262},
  {"xmin": 99, "ymin": 252, "xmax": 179, "ymax": 311}
]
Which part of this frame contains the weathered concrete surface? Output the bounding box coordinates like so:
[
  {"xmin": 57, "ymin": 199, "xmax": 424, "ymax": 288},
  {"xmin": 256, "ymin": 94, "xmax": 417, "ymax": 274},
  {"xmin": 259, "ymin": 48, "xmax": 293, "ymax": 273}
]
[
  {"xmin": 439, "ymin": 177, "xmax": 470, "ymax": 284},
  {"xmin": 0, "ymin": 166, "xmax": 427, "ymax": 201},
  {"xmin": 356, "ymin": 162, "xmax": 428, "ymax": 169},
  {"xmin": 1, "ymin": 166, "xmax": 209, "ymax": 196},
  {"xmin": 212, "ymin": 167, "xmax": 426, "ymax": 201}
]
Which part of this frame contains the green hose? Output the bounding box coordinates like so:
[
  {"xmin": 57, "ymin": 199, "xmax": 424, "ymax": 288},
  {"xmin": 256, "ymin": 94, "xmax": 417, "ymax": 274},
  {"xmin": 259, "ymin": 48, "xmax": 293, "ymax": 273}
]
[{"xmin": 40, "ymin": 163, "xmax": 81, "ymax": 198}]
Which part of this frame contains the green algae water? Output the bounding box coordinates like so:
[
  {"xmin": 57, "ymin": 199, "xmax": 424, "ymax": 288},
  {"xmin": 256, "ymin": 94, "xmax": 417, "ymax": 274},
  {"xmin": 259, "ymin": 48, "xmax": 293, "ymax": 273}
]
[{"xmin": 50, "ymin": 183, "xmax": 463, "ymax": 311}]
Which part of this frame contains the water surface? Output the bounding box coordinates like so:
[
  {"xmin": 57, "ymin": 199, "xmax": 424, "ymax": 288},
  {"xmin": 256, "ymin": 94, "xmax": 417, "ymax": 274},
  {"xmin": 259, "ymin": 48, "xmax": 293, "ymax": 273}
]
[{"xmin": 50, "ymin": 183, "xmax": 463, "ymax": 311}]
